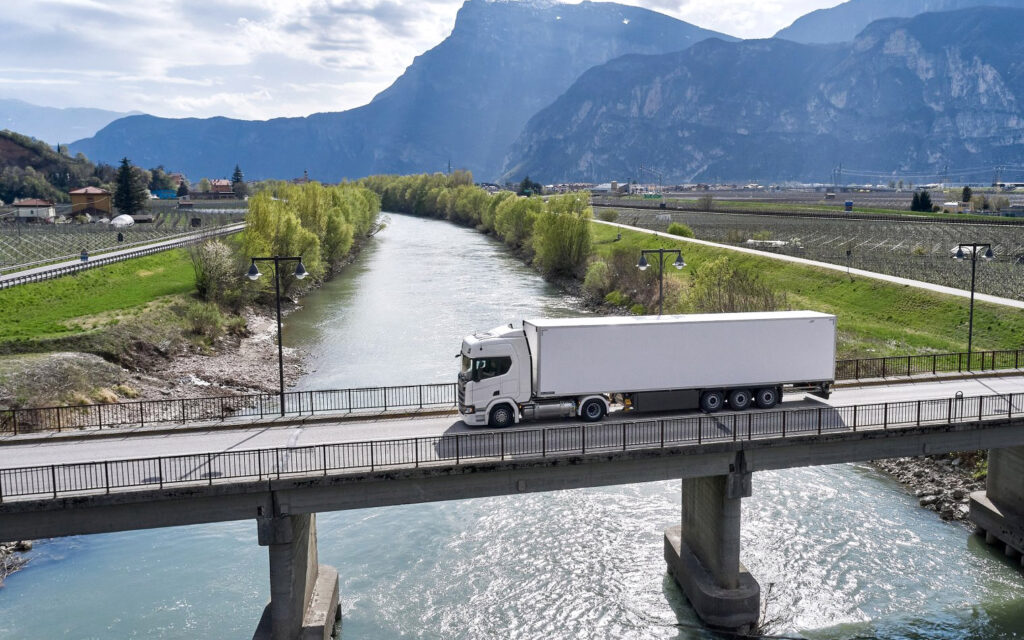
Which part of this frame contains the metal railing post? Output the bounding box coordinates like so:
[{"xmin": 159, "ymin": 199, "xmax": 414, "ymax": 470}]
[
  {"xmin": 180, "ymin": 399, "xmax": 186, "ymax": 424},
  {"xmin": 906, "ymin": 356, "xmax": 911, "ymax": 377},
  {"xmin": 817, "ymin": 408, "xmax": 822, "ymax": 435},
  {"xmin": 698, "ymin": 417, "xmax": 702, "ymax": 444},
  {"xmin": 158, "ymin": 458, "xmax": 164, "ymax": 489},
  {"xmin": 582, "ymin": 426, "xmax": 586, "ymax": 455},
  {"xmin": 853, "ymin": 405, "xmax": 858, "ymax": 431},
  {"xmin": 542, "ymin": 429, "xmax": 547, "ymax": 456},
  {"xmin": 322, "ymin": 445, "xmax": 328, "ymax": 475},
  {"xmin": 104, "ymin": 461, "xmax": 110, "ymax": 494},
  {"xmin": 456, "ymin": 435, "xmax": 460, "ymax": 464},
  {"xmin": 782, "ymin": 411, "xmax": 787, "ymax": 437},
  {"xmin": 882, "ymin": 359, "xmax": 887, "ymax": 379},
  {"xmin": 500, "ymin": 433, "xmax": 505, "ymax": 461},
  {"xmin": 208, "ymin": 453, "xmax": 214, "ymax": 484},
  {"xmin": 948, "ymin": 397, "xmax": 953, "ymax": 423},
  {"xmin": 916, "ymin": 401, "xmax": 921, "ymax": 427},
  {"xmin": 51, "ymin": 465, "xmax": 57, "ymax": 499},
  {"xmin": 660, "ymin": 420, "xmax": 664, "ymax": 448},
  {"xmin": 932, "ymin": 354, "xmax": 937, "ymax": 375},
  {"xmin": 855, "ymin": 359, "xmax": 860, "ymax": 379},
  {"xmin": 416, "ymin": 438, "xmax": 421, "ymax": 467},
  {"xmin": 623, "ymin": 422, "xmax": 627, "ymax": 450},
  {"xmin": 883, "ymin": 403, "xmax": 888, "ymax": 429}
]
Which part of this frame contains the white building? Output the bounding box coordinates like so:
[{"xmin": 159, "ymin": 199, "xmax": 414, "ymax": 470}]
[{"xmin": 12, "ymin": 198, "xmax": 56, "ymax": 222}]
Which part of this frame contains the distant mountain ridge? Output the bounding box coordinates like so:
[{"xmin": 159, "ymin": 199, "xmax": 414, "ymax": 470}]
[
  {"xmin": 502, "ymin": 7, "xmax": 1024, "ymax": 183},
  {"xmin": 0, "ymin": 99, "xmax": 140, "ymax": 145},
  {"xmin": 775, "ymin": 0, "xmax": 1024, "ymax": 44},
  {"xmin": 71, "ymin": 0, "xmax": 732, "ymax": 181}
]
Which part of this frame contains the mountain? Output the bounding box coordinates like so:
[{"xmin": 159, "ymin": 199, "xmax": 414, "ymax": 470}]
[
  {"xmin": 502, "ymin": 7, "xmax": 1024, "ymax": 183},
  {"xmin": 0, "ymin": 129, "xmax": 112, "ymax": 204},
  {"xmin": 71, "ymin": 0, "xmax": 732, "ymax": 182},
  {"xmin": 775, "ymin": 0, "xmax": 1024, "ymax": 44},
  {"xmin": 0, "ymin": 99, "xmax": 140, "ymax": 145}
]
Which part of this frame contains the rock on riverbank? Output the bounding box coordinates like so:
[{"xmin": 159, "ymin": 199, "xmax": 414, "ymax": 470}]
[{"xmin": 871, "ymin": 455, "xmax": 985, "ymax": 523}]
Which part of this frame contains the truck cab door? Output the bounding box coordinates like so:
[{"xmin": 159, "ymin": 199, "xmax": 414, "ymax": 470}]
[{"xmin": 470, "ymin": 351, "xmax": 518, "ymax": 405}]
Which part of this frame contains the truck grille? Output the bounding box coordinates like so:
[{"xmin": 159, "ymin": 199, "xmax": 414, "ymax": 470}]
[{"xmin": 457, "ymin": 378, "xmax": 466, "ymax": 409}]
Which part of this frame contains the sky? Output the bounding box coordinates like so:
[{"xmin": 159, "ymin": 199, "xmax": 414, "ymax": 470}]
[{"xmin": 0, "ymin": 0, "xmax": 836, "ymax": 121}]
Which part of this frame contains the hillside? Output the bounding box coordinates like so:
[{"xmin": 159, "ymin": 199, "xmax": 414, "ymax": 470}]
[
  {"xmin": 70, "ymin": 0, "xmax": 732, "ymax": 182},
  {"xmin": 0, "ymin": 130, "xmax": 111, "ymax": 204},
  {"xmin": 502, "ymin": 7, "xmax": 1024, "ymax": 183}
]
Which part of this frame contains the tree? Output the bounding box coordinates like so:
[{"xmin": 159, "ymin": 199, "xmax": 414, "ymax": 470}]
[
  {"xmin": 961, "ymin": 186, "xmax": 973, "ymax": 203},
  {"xmin": 910, "ymin": 192, "xmax": 921, "ymax": 211},
  {"xmin": 177, "ymin": 180, "xmax": 190, "ymax": 197},
  {"xmin": 149, "ymin": 166, "xmax": 176, "ymax": 191},
  {"xmin": 918, "ymin": 190, "xmax": 933, "ymax": 211},
  {"xmin": 231, "ymin": 165, "xmax": 248, "ymax": 198},
  {"xmin": 113, "ymin": 157, "xmax": 148, "ymax": 216},
  {"xmin": 198, "ymin": 178, "xmax": 211, "ymax": 193},
  {"xmin": 517, "ymin": 175, "xmax": 544, "ymax": 197}
]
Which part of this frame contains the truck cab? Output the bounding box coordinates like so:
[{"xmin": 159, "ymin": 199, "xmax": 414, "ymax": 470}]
[{"xmin": 458, "ymin": 325, "xmax": 531, "ymax": 426}]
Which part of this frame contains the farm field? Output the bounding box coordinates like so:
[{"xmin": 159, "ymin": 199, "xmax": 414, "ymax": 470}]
[
  {"xmin": 0, "ymin": 209, "xmax": 245, "ymax": 271},
  {"xmin": 611, "ymin": 207, "xmax": 1024, "ymax": 301},
  {"xmin": 592, "ymin": 224, "xmax": 1024, "ymax": 358}
]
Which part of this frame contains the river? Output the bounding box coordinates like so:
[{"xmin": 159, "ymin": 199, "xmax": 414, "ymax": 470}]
[{"xmin": 1, "ymin": 214, "xmax": 1023, "ymax": 639}]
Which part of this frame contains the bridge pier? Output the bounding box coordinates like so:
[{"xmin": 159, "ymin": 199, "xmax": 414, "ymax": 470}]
[
  {"xmin": 664, "ymin": 454, "xmax": 760, "ymax": 633},
  {"xmin": 253, "ymin": 513, "xmax": 341, "ymax": 640},
  {"xmin": 970, "ymin": 446, "xmax": 1024, "ymax": 564}
]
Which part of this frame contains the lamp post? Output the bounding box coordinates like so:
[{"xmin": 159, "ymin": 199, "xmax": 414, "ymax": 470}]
[
  {"xmin": 246, "ymin": 256, "xmax": 308, "ymax": 416},
  {"xmin": 637, "ymin": 248, "xmax": 685, "ymax": 315},
  {"xmin": 953, "ymin": 242, "xmax": 993, "ymax": 361}
]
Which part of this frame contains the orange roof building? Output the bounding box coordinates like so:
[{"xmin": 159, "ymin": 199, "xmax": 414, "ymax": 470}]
[{"xmin": 69, "ymin": 186, "xmax": 112, "ymax": 215}]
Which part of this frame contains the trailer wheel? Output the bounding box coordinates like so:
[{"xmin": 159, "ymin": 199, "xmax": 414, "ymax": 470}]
[
  {"xmin": 580, "ymin": 398, "xmax": 605, "ymax": 422},
  {"xmin": 489, "ymin": 404, "xmax": 515, "ymax": 428},
  {"xmin": 755, "ymin": 387, "xmax": 779, "ymax": 409},
  {"xmin": 728, "ymin": 389, "xmax": 752, "ymax": 411},
  {"xmin": 699, "ymin": 390, "xmax": 724, "ymax": 413}
]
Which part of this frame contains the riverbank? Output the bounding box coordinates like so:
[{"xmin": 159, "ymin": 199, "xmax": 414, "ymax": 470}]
[{"xmin": 870, "ymin": 454, "xmax": 986, "ymax": 524}]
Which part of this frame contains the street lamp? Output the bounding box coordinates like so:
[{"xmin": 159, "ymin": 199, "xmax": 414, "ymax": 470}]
[
  {"xmin": 246, "ymin": 256, "xmax": 308, "ymax": 415},
  {"xmin": 953, "ymin": 242, "xmax": 994, "ymax": 361},
  {"xmin": 637, "ymin": 248, "xmax": 685, "ymax": 315}
]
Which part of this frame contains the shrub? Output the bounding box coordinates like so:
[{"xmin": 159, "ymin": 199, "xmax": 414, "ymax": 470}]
[
  {"xmin": 629, "ymin": 303, "xmax": 646, "ymax": 315},
  {"xmin": 114, "ymin": 384, "xmax": 141, "ymax": 399},
  {"xmin": 596, "ymin": 209, "xmax": 619, "ymax": 222},
  {"xmin": 226, "ymin": 315, "xmax": 249, "ymax": 337},
  {"xmin": 583, "ymin": 260, "xmax": 611, "ymax": 298},
  {"xmin": 531, "ymin": 193, "xmax": 593, "ymax": 278},
  {"xmin": 184, "ymin": 301, "xmax": 225, "ymax": 341},
  {"xmin": 666, "ymin": 222, "xmax": 694, "ymax": 238},
  {"xmin": 697, "ymin": 194, "xmax": 714, "ymax": 211},
  {"xmin": 687, "ymin": 257, "xmax": 787, "ymax": 313},
  {"xmin": 604, "ymin": 290, "xmax": 628, "ymax": 306},
  {"xmin": 190, "ymin": 240, "xmax": 236, "ymax": 304}
]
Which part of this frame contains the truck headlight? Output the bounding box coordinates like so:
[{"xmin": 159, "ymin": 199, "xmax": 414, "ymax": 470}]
[{"xmin": 461, "ymin": 405, "xmax": 475, "ymax": 414}]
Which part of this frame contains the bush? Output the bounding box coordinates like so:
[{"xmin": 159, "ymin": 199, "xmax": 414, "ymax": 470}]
[
  {"xmin": 583, "ymin": 260, "xmax": 611, "ymax": 297},
  {"xmin": 604, "ymin": 290, "xmax": 628, "ymax": 306},
  {"xmin": 596, "ymin": 209, "xmax": 619, "ymax": 222},
  {"xmin": 184, "ymin": 301, "xmax": 225, "ymax": 341},
  {"xmin": 687, "ymin": 257, "xmax": 787, "ymax": 313},
  {"xmin": 190, "ymin": 240, "xmax": 235, "ymax": 304},
  {"xmin": 666, "ymin": 222, "xmax": 694, "ymax": 238},
  {"xmin": 629, "ymin": 303, "xmax": 646, "ymax": 315},
  {"xmin": 697, "ymin": 194, "xmax": 714, "ymax": 211}
]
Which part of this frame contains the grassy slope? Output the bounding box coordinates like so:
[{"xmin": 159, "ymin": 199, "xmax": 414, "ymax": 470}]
[
  {"xmin": 0, "ymin": 249, "xmax": 195, "ymax": 344},
  {"xmin": 593, "ymin": 224, "xmax": 1024, "ymax": 358}
]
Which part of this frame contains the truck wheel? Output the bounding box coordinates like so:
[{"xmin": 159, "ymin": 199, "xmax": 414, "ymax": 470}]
[
  {"xmin": 699, "ymin": 390, "xmax": 724, "ymax": 413},
  {"xmin": 755, "ymin": 387, "xmax": 779, "ymax": 409},
  {"xmin": 489, "ymin": 404, "xmax": 515, "ymax": 428},
  {"xmin": 728, "ymin": 389, "xmax": 752, "ymax": 411},
  {"xmin": 580, "ymin": 398, "xmax": 605, "ymax": 422}
]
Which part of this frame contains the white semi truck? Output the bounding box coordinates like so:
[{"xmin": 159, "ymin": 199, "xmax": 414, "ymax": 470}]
[{"xmin": 457, "ymin": 311, "xmax": 836, "ymax": 427}]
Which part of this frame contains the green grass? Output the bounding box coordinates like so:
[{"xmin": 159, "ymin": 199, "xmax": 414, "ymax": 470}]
[
  {"xmin": 0, "ymin": 249, "xmax": 196, "ymax": 344},
  {"xmin": 593, "ymin": 224, "xmax": 1024, "ymax": 358},
  {"xmin": 656, "ymin": 198, "xmax": 1013, "ymax": 222}
]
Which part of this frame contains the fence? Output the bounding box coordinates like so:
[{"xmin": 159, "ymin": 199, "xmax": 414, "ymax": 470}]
[
  {"xmin": 0, "ymin": 223, "xmax": 245, "ymax": 290},
  {"xmin": 2, "ymin": 390, "xmax": 1021, "ymax": 502},
  {"xmin": 1, "ymin": 348, "xmax": 1021, "ymax": 437}
]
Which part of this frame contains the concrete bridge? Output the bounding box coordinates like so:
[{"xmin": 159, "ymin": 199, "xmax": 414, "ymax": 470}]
[{"xmin": 1, "ymin": 376, "xmax": 1023, "ymax": 638}]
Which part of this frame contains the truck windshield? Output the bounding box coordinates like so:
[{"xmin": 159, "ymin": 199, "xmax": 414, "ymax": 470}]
[
  {"xmin": 472, "ymin": 357, "xmax": 512, "ymax": 381},
  {"xmin": 462, "ymin": 354, "xmax": 472, "ymax": 373}
]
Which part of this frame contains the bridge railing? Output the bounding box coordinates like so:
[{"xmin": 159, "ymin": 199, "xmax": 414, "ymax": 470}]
[
  {"xmin": 2, "ymin": 390, "xmax": 1021, "ymax": 502},
  {"xmin": 1, "ymin": 349, "xmax": 1021, "ymax": 436}
]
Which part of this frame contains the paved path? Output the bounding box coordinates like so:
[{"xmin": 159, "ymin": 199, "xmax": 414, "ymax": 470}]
[
  {"xmin": 0, "ymin": 222, "xmax": 246, "ymax": 287},
  {"xmin": 2, "ymin": 375, "xmax": 1020, "ymax": 470},
  {"xmin": 598, "ymin": 220, "xmax": 1024, "ymax": 310}
]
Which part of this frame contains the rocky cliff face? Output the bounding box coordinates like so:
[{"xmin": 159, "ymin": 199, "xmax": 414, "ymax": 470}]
[
  {"xmin": 503, "ymin": 8, "xmax": 1024, "ymax": 183},
  {"xmin": 70, "ymin": 0, "xmax": 730, "ymax": 182}
]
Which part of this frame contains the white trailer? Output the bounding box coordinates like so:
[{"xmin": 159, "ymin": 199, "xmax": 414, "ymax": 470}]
[{"xmin": 457, "ymin": 311, "xmax": 836, "ymax": 427}]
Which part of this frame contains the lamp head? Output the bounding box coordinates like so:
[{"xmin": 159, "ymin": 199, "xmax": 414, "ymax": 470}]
[
  {"xmin": 954, "ymin": 247, "xmax": 966, "ymax": 261},
  {"xmin": 246, "ymin": 261, "xmax": 261, "ymax": 281},
  {"xmin": 983, "ymin": 246, "xmax": 994, "ymax": 262},
  {"xmin": 673, "ymin": 254, "xmax": 686, "ymax": 270},
  {"xmin": 637, "ymin": 254, "xmax": 649, "ymax": 271},
  {"xmin": 294, "ymin": 260, "xmax": 308, "ymax": 280}
]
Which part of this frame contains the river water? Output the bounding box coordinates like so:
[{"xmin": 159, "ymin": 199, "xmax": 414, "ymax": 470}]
[{"xmin": 2, "ymin": 214, "xmax": 1024, "ymax": 639}]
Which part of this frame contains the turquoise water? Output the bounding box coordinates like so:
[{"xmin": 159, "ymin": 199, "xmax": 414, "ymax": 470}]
[{"xmin": 1, "ymin": 214, "xmax": 1023, "ymax": 638}]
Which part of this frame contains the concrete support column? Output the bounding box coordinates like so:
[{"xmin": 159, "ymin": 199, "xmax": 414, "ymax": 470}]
[
  {"xmin": 253, "ymin": 513, "xmax": 341, "ymax": 640},
  {"xmin": 970, "ymin": 446, "xmax": 1024, "ymax": 564},
  {"xmin": 664, "ymin": 453, "xmax": 759, "ymax": 632}
]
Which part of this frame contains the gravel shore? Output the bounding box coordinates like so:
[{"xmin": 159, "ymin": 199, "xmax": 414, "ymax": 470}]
[{"xmin": 870, "ymin": 454, "xmax": 985, "ymax": 524}]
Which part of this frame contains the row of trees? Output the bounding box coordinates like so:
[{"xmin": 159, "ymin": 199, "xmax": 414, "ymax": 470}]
[{"xmin": 361, "ymin": 172, "xmax": 593, "ymax": 278}]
